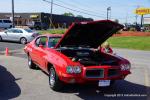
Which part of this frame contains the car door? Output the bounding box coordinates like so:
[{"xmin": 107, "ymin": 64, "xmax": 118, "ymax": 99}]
[
  {"xmin": 6, "ymin": 29, "xmax": 23, "ymax": 41},
  {"xmin": 1, "ymin": 29, "xmax": 14, "ymax": 40},
  {"xmin": 31, "ymin": 36, "xmax": 47, "ymax": 70}
]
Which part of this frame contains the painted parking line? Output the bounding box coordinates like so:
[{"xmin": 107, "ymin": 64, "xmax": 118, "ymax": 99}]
[
  {"xmin": 144, "ymin": 67, "xmax": 150, "ymax": 100},
  {"xmin": 144, "ymin": 68, "xmax": 149, "ymax": 87}
]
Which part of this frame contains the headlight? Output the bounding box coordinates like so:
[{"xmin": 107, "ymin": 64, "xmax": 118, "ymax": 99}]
[
  {"xmin": 66, "ymin": 66, "xmax": 81, "ymax": 74},
  {"xmin": 120, "ymin": 64, "xmax": 131, "ymax": 71}
]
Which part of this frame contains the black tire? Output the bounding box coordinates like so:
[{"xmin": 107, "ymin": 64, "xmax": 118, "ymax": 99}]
[
  {"xmin": 20, "ymin": 37, "xmax": 27, "ymax": 44},
  {"xmin": 49, "ymin": 67, "xmax": 63, "ymax": 91},
  {"xmin": 28, "ymin": 55, "xmax": 37, "ymax": 69},
  {"xmin": 0, "ymin": 36, "xmax": 2, "ymax": 41}
]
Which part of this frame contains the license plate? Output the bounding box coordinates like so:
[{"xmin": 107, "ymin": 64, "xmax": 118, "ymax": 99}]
[{"xmin": 98, "ymin": 80, "xmax": 110, "ymax": 87}]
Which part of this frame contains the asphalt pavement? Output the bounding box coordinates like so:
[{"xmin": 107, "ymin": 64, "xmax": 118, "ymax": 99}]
[
  {"xmin": 0, "ymin": 41, "xmax": 26, "ymax": 58},
  {"xmin": 0, "ymin": 42, "xmax": 149, "ymax": 100}
]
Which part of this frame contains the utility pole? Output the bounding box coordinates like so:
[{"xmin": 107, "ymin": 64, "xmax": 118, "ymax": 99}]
[
  {"xmin": 135, "ymin": 15, "xmax": 138, "ymax": 25},
  {"xmin": 125, "ymin": 12, "xmax": 128, "ymax": 24},
  {"xmin": 12, "ymin": 0, "xmax": 15, "ymax": 28},
  {"xmin": 107, "ymin": 7, "xmax": 111, "ymax": 20},
  {"xmin": 50, "ymin": 0, "xmax": 53, "ymax": 28},
  {"xmin": 43, "ymin": 0, "xmax": 53, "ymax": 28},
  {"xmin": 141, "ymin": 15, "xmax": 143, "ymax": 28}
]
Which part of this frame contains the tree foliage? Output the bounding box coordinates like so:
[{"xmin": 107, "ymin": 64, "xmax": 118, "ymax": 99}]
[{"xmin": 62, "ymin": 12, "xmax": 74, "ymax": 17}]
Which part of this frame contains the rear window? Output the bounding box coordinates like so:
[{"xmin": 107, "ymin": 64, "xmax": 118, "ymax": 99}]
[
  {"xmin": 3, "ymin": 20, "xmax": 12, "ymax": 23},
  {"xmin": 24, "ymin": 29, "xmax": 33, "ymax": 33}
]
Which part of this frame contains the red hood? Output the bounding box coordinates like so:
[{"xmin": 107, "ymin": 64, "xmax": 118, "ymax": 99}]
[{"xmin": 55, "ymin": 20, "xmax": 123, "ymax": 48}]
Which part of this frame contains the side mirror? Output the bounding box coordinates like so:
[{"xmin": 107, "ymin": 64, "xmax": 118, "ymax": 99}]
[{"xmin": 39, "ymin": 44, "xmax": 44, "ymax": 48}]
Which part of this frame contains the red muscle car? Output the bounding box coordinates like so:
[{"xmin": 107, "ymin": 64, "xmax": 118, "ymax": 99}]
[{"xmin": 24, "ymin": 20, "xmax": 131, "ymax": 91}]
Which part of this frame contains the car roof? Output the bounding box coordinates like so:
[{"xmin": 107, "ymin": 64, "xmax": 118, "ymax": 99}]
[
  {"xmin": 9, "ymin": 28, "xmax": 32, "ymax": 31},
  {"xmin": 9, "ymin": 28, "xmax": 24, "ymax": 30}
]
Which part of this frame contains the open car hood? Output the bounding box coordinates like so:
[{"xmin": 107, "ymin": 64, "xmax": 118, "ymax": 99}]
[{"xmin": 55, "ymin": 20, "xmax": 123, "ymax": 48}]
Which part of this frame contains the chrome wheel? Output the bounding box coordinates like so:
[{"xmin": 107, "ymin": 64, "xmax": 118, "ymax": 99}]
[
  {"xmin": 49, "ymin": 67, "xmax": 63, "ymax": 91},
  {"xmin": 28, "ymin": 55, "xmax": 36, "ymax": 69},
  {"xmin": 50, "ymin": 68, "xmax": 55, "ymax": 86},
  {"xmin": 28, "ymin": 56, "xmax": 32, "ymax": 67},
  {"xmin": 20, "ymin": 38, "xmax": 27, "ymax": 44}
]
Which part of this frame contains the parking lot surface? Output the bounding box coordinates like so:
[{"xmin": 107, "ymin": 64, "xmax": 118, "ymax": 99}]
[{"xmin": 0, "ymin": 42, "xmax": 149, "ymax": 100}]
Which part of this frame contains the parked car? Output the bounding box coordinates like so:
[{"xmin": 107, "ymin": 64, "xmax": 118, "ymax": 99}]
[
  {"xmin": 0, "ymin": 28, "xmax": 39, "ymax": 44},
  {"xmin": 0, "ymin": 19, "xmax": 12, "ymax": 29},
  {"xmin": 27, "ymin": 21, "xmax": 49, "ymax": 30},
  {"xmin": 24, "ymin": 20, "xmax": 131, "ymax": 91}
]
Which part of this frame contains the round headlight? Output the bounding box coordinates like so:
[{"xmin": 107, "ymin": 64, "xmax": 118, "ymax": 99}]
[
  {"xmin": 74, "ymin": 66, "xmax": 81, "ymax": 73},
  {"xmin": 66, "ymin": 66, "xmax": 81, "ymax": 74},
  {"xmin": 66, "ymin": 66, "xmax": 74, "ymax": 73}
]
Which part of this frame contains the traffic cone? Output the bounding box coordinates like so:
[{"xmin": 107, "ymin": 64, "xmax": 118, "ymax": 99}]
[{"xmin": 5, "ymin": 47, "xmax": 9, "ymax": 56}]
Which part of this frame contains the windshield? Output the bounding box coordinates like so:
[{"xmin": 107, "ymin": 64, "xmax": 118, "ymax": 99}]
[
  {"xmin": 24, "ymin": 29, "xmax": 34, "ymax": 33},
  {"xmin": 48, "ymin": 37, "xmax": 61, "ymax": 48}
]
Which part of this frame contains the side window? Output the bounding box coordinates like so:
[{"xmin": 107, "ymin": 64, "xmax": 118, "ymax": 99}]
[
  {"xmin": 0, "ymin": 20, "xmax": 2, "ymax": 23},
  {"xmin": 40, "ymin": 37, "xmax": 48, "ymax": 47},
  {"xmin": 7, "ymin": 29, "xmax": 13, "ymax": 33},
  {"xmin": 13, "ymin": 29, "xmax": 23, "ymax": 33},
  {"xmin": 35, "ymin": 36, "xmax": 48, "ymax": 47},
  {"xmin": 17, "ymin": 30, "xmax": 23, "ymax": 33},
  {"xmin": 48, "ymin": 37, "xmax": 61, "ymax": 48},
  {"xmin": 35, "ymin": 38, "xmax": 41, "ymax": 47}
]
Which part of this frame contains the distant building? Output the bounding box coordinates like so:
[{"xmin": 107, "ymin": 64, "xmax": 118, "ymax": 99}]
[
  {"xmin": 0, "ymin": 12, "xmax": 93, "ymax": 28},
  {"xmin": 144, "ymin": 17, "xmax": 150, "ymax": 24},
  {"xmin": 143, "ymin": 17, "xmax": 150, "ymax": 30}
]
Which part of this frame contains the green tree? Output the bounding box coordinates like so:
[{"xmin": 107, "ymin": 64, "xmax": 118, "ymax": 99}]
[
  {"xmin": 63, "ymin": 12, "xmax": 74, "ymax": 17},
  {"xmin": 114, "ymin": 19, "xmax": 119, "ymax": 23},
  {"xmin": 76, "ymin": 15, "xmax": 83, "ymax": 18}
]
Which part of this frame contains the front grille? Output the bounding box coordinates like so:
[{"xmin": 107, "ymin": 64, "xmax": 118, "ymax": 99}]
[
  {"xmin": 108, "ymin": 69, "xmax": 118, "ymax": 77},
  {"xmin": 86, "ymin": 69, "xmax": 104, "ymax": 78}
]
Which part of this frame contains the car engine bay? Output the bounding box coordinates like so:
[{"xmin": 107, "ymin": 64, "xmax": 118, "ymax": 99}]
[{"xmin": 57, "ymin": 48, "xmax": 119, "ymax": 66}]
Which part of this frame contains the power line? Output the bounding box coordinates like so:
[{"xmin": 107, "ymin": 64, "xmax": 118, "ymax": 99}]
[
  {"xmin": 55, "ymin": 0, "xmax": 106, "ymax": 16},
  {"xmin": 71, "ymin": 0, "xmax": 107, "ymax": 15},
  {"xmin": 43, "ymin": 0, "xmax": 105, "ymax": 18}
]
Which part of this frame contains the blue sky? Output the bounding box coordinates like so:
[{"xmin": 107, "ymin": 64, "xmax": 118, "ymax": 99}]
[{"xmin": 0, "ymin": 0, "xmax": 150, "ymax": 23}]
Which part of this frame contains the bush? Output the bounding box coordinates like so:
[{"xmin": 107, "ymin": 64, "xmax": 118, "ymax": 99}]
[
  {"xmin": 129, "ymin": 28, "xmax": 136, "ymax": 31},
  {"xmin": 115, "ymin": 31, "xmax": 121, "ymax": 34}
]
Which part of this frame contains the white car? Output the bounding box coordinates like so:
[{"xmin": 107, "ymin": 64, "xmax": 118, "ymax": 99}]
[
  {"xmin": 0, "ymin": 19, "xmax": 12, "ymax": 29},
  {"xmin": 0, "ymin": 28, "xmax": 39, "ymax": 44}
]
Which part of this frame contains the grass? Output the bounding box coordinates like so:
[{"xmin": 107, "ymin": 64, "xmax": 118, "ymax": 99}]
[
  {"xmin": 108, "ymin": 36, "xmax": 150, "ymax": 51},
  {"xmin": 38, "ymin": 29, "xmax": 66, "ymax": 34}
]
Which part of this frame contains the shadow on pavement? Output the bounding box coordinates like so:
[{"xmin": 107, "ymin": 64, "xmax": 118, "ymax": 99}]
[
  {"xmin": 59, "ymin": 80, "xmax": 149, "ymax": 100},
  {"xmin": 0, "ymin": 41, "xmax": 21, "ymax": 44},
  {"xmin": 0, "ymin": 65, "xmax": 21, "ymax": 100}
]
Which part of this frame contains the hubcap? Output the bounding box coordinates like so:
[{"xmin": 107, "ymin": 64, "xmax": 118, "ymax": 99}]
[
  {"xmin": 21, "ymin": 38, "xmax": 26, "ymax": 44},
  {"xmin": 50, "ymin": 69, "xmax": 55, "ymax": 86},
  {"xmin": 28, "ymin": 57, "xmax": 31, "ymax": 66}
]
